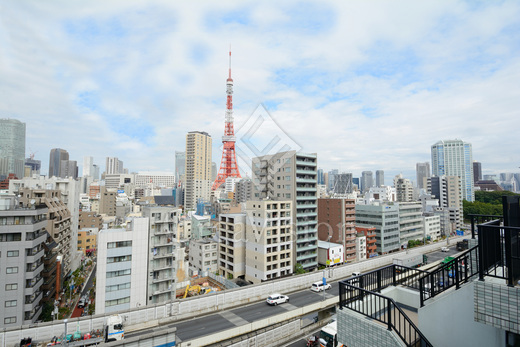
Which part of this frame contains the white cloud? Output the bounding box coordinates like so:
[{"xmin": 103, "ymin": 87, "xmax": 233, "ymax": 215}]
[{"xmin": 0, "ymin": 0, "xmax": 519, "ymax": 182}]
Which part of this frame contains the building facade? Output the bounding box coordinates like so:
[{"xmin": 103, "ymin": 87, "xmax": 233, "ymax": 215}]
[
  {"xmin": 375, "ymin": 170, "xmax": 384, "ymax": 188},
  {"xmin": 184, "ymin": 131, "xmax": 212, "ymax": 211},
  {"xmin": 244, "ymin": 200, "xmax": 293, "ymax": 284},
  {"xmin": 0, "ymin": 195, "xmax": 47, "ymax": 328},
  {"xmin": 95, "ymin": 217, "xmax": 148, "ymax": 314},
  {"xmin": 361, "ymin": 171, "xmax": 373, "ymax": 194},
  {"xmin": 416, "ymin": 162, "xmax": 430, "ymax": 190},
  {"xmin": 317, "ymin": 198, "xmax": 356, "ymax": 262},
  {"xmin": 397, "ymin": 202, "xmax": 424, "ymax": 246},
  {"xmin": 431, "ymin": 139, "xmax": 474, "ymax": 201},
  {"xmin": 218, "ymin": 213, "xmax": 246, "ymax": 280},
  {"xmin": 355, "ymin": 203, "xmax": 400, "ymax": 254},
  {"xmin": 394, "ymin": 174, "xmax": 414, "ymax": 202},
  {"xmin": 252, "ymin": 151, "xmax": 318, "ymax": 270},
  {"xmin": 0, "ymin": 119, "xmax": 26, "ymax": 180},
  {"xmin": 48, "ymin": 148, "xmax": 69, "ymax": 178}
]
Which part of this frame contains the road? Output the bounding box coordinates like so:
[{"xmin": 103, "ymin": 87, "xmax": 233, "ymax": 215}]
[{"xmin": 70, "ymin": 264, "xmax": 97, "ymax": 318}]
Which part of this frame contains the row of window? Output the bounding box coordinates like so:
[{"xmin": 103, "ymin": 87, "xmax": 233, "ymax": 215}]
[
  {"xmin": 106, "ymin": 269, "xmax": 131, "ymax": 278},
  {"xmin": 107, "ymin": 241, "xmax": 132, "ymax": 248},
  {"xmin": 106, "ymin": 282, "xmax": 131, "ymax": 292},
  {"xmin": 107, "ymin": 255, "xmax": 132, "ymax": 263},
  {"xmin": 106, "ymin": 296, "xmax": 130, "ymax": 307},
  {"xmin": 0, "ymin": 233, "xmax": 22, "ymax": 242}
]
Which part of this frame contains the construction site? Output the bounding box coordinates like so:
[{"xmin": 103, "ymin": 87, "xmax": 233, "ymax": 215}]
[{"xmin": 176, "ymin": 276, "xmax": 226, "ymax": 299}]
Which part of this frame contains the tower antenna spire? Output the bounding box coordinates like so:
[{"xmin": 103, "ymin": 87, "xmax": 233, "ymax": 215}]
[{"xmin": 212, "ymin": 48, "xmax": 241, "ymax": 190}]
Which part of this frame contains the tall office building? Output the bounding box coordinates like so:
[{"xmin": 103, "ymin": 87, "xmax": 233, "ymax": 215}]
[
  {"xmin": 105, "ymin": 157, "xmax": 124, "ymax": 175},
  {"xmin": 317, "ymin": 168, "xmax": 324, "ymax": 185},
  {"xmin": 328, "ymin": 169, "xmax": 338, "ymax": 192},
  {"xmin": 0, "ymin": 119, "xmax": 26, "ymax": 180},
  {"xmin": 184, "ymin": 131, "xmax": 212, "ymax": 211},
  {"xmin": 60, "ymin": 160, "xmax": 78, "ymax": 179},
  {"xmin": 375, "ymin": 170, "xmax": 384, "ymax": 187},
  {"xmin": 252, "ymin": 150, "xmax": 318, "ymax": 270},
  {"xmin": 175, "ymin": 151, "xmax": 186, "ymax": 183},
  {"xmin": 83, "ymin": 156, "xmax": 94, "ymax": 177},
  {"xmin": 361, "ymin": 171, "xmax": 373, "ymax": 194},
  {"xmin": 416, "ymin": 162, "xmax": 430, "ymax": 189},
  {"xmin": 431, "ymin": 139, "xmax": 474, "ymax": 201},
  {"xmin": 48, "ymin": 148, "xmax": 69, "ymax": 178},
  {"xmin": 473, "ymin": 161, "xmax": 482, "ymax": 185}
]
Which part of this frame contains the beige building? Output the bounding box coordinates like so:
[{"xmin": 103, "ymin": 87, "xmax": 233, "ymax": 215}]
[
  {"xmin": 18, "ymin": 188, "xmax": 74, "ymax": 279},
  {"xmin": 184, "ymin": 131, "xmax": 212, "ymax": 211},
  {"xmin": 78, "ymin": 211, "xmax": 103, "ymax": 229},
  {"xmin": 99, "ymin": 186, "xmax": 116, "ymax": 216},
  {"xmin": 218, "ymin": 213, "xmax": 246, "ymax": 280},
  {"xmin": 77, "ymin": 228, "xmax": 97, "ymax": 255},
  {"xmin": 244, "ymin": 200, "xmax": 293, "ymax": 284},
  {"xmin": 394, "ymin": 173, "xmax": 414, "ymax": 202}
]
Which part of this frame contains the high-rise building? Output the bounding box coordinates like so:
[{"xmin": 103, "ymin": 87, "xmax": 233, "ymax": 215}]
[
  {"xmin": 184, "ymin": 131, "xmax": 212, "ymax": 211},
  {"xmin": 83, "ymin": 156, "xmax": 94, "ymax": 177},
  {"xmin": 24, "ymin": 157, "xmax": 41, "ymax": 177},
  {"xmin": 0, "ymin": 119, "xmax": 25, "ymax": 180},
  {"xmin": 361, "ymin": 171, "xmax": 373, "ymax": 194},
  {"xmin": 317, "ymin": 168, "xmax": 324, "ymax": 185},
  {"xmin": 60, "ymin": 159, "xmax": 78, "ymax": 179},
  {"xmin": 105, "ymin": 157, "xmax": 124, "ymax": 175},
  {"xmin": 92, "ymin": 164, "xmax": 100, "ymax": 180},
  {"xmin": 328, "ymin": 169, "xmax": 338, "ymax": 192},
  {"xmin": 252, "ymin": 150, "xmax": 318, "ymax": 270},
  {"xmin": 416, "ymin": 162, "xmax": 430, "ymax": 189},
  {"xmin": 48, "ymin": 148, "xmax": 69, "ymax": 178},
  {"xmin": 175, "ymin": 151, "xmax": 185, "ymax": 183},
  {"xmin": 431, "ymin": 139, "xmax": 474, "ymax": 201},
  {"xmin": 235, "ymin": 178, "xmax": 253, "ymax": 204},
  {"xmin": 375, "ymin": 170, "xmax": 384, "ymax": 187},
  {"xmin": 473, "ymin": 161, "xmax": 482, "ymax": 184}
]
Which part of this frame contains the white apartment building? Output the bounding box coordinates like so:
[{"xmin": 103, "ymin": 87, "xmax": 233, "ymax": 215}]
[
  {"xmin": 423, "ymin": 215, "xmax": 441, "ymax": 241},
  {"xmin": 394, "ymin": 174, "xmax": 414, "ymax": 202},
  {"xmin": 356, "ymin": 235, "xmax": 367, "ymax": 261},
  {"xmin": 136, "ymin": 172, "xmax": 176, "ymax": 188},
  {"xmin": 218, "ymin": 213, "xmax": 246, "ymax": 280},
  {"xmin": 317, "ymin": 241, "xmax": 344, "ymax": 266},
  {"xmin": 96, "ymin": 217, "xmax": 148, "ymax": 314},
  {"xmin": 244, "ymin": 200, "xmax": 293, "ymax": 284}
]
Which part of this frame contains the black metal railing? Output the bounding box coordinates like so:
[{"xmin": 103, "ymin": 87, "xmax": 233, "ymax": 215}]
[
  {"xmin": 477, "ymin": 220, "xmax": 520, "ymax": 286},
  {"xmin": 468, "ymin": 214, "xmax": 503, "ymax": 239},
  {"xmin": 339, "ymin": 280, "xmax": 432, "ymax": 347},
  {"xmin": 419, "ymin": 245, "xmax": 479, "ymax": 306}
]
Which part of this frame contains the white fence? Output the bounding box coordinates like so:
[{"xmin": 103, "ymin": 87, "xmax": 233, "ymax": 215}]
[{"xmin": 0, "ymin": 238, "xmax": 460, "ymax": 347}]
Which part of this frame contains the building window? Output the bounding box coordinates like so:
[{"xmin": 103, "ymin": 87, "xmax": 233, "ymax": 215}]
[
  {"xmin": 5, "ymin": 284, "xmax": 17, "ymax": 290},
  {"xmin": 5, "ymin": 300, "xmax": 17, "ymax": 307},
  {"xmin": 107, "ymin": 241, "xmax": 132, "ymax": 248},
  {"xmin": 6, "ymin": 267, "xmax": 18, "ymax": 274},
  {"xmin": 7, "ymin": 250, "xmax": 19, "ymax": 257},
  {"xmin": 4, "ymin": 317, "xmax": 16, "ymax": 324},
  {"xmin": 105, "ymin": 297, "xmax": 130, "ymax": 307}
]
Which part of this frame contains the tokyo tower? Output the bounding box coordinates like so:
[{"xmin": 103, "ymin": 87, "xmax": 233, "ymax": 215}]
[{"xmin": 212, "ymin": 50, "xmax": 241, "ymax": 190}]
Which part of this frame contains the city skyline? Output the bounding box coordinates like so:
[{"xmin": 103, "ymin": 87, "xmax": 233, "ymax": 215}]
[{"xmin": 2, "ymin": 1, "xmax": 520, "ymax": 181}]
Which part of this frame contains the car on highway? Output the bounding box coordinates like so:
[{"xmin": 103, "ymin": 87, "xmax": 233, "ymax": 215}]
[
  {"xmin": 266, "ymin": 294, "xmax": 289, "ymax": 305},
  {"xmin": 311, "ymin": 281, "xmax": 331, "ymax": 292},
  {"xmin": 441, "ymin": 247, "xmax": 450, "ymax": 252}
]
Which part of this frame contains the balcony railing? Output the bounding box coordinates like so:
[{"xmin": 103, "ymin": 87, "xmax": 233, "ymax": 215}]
[{"xmin": 339, "ymin": 266, "xmax": 433, "ymax": 347}]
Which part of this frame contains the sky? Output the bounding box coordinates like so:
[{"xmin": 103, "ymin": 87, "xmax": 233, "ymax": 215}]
[{"xmin": 1, "ymin": 0, "xmax": 519, "ymax": 185}]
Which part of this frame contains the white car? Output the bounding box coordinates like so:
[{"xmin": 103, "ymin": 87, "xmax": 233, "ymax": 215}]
[
  {"xmin": 441, "ymin": 247, "xmax": 450, "ymax": 252},
  {"xmin": 266, "ymin": 294, "xmax": 289, "ymax": 305},
  {"xmin": 311, "ymin": 281, "xmax": 332, "ymax": 292}
]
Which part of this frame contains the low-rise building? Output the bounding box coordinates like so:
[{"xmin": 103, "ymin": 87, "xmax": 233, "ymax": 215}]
[
  {"xmin": 189, "ymin": 238, "xmax": 218, "ymax": 276},
  {"xmin": 317, "ymin": 240, "xmax": 344, "ymax": 266}
]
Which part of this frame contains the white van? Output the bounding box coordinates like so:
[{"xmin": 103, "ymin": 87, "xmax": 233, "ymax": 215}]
[{"xmin": 311, "ymin": 281, "xmax": 331, "ymax": 292}]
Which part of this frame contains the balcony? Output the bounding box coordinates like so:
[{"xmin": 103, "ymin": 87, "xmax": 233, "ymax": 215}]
[
  {"xmin": 296, "ymin": 178, "xmax": 316, "ymax": 184},
  {"xmin": 152, "ymin": 275, "xmax": 173, "ymax": 284},
  {"xmin": 297, "ymin": 219, "xmax": 316, "ymax": 227}
]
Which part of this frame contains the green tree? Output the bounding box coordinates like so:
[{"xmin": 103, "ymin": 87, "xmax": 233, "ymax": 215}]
[{"xmin": 294, "ymin": 263, "xmax": 306, "ymax": 274}]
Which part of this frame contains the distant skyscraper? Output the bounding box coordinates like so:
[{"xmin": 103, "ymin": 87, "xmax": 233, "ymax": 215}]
[
  {"xmin": 24, "ymin": 157, "xmax": 41, "ymax": 176},
  {"xmin": 361, "ymin": 171, "xmax": 374, "ymax": 193},
  {"xmin": 317, "ymin": 168, "xmax": 324, "ymax": 185},
  {"xmin": 49, "ymin": 148, "xmax": 69, "ymax": 178},
  {"xmin": 175, "ymin": 151, "xmax": 185, "ymax": 183},
  {"xmin": 83, "ymin": 156, "xmax": 94, "ymax": 177},
  {"xmin": 212, "ymin": 162, "xmax": 217, "ymax": 182},
  {"xmin": 416, "ymin": 162, "xmax": 430, "ymax": 189},
  {"xmin": 328, "ymin": 169, "xmax": 338, "ymax": 191},
  {"xmin": 105, "ymin": 157, "xmax": 124, "ymax": 175},
  {"xmin": 375, "ymin": 170, "xmax": 384, "ymax": 187},
  {"xmin": 431, "ymin": 139, "xmax": 474, "ymax": 202},
  {"xmin": 0, "ymin": 118, "xmax": 26, "ymax": 179},
  {"xmin": 184, "ymin": 131, "xmax": 212, "ymax": 211},
  {"xmin": 473, "ymin": 161, "xmax": 482, "ymax": 184},
  {"xmin": 60, "ymin": 160, "xmax": 78, "ymax": 179},
  {"xmin": 93, "ymin": 164, "xmax": 100, "ymax": 180}
]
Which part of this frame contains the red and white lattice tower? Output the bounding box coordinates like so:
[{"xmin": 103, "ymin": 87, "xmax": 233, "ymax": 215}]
[{"xmin": 212, "ymin": 50, "xmax": 241, "ymax": 190}]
